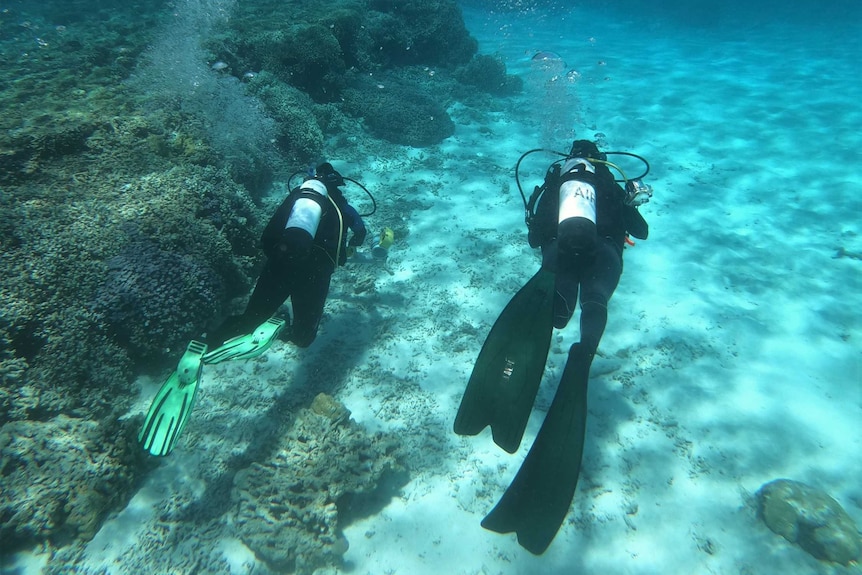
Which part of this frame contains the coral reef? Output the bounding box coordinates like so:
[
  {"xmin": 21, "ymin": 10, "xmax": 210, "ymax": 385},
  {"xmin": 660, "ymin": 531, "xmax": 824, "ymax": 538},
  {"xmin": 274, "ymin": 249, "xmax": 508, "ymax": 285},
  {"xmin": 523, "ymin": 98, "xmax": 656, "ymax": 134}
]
[
  {"xmin": 0, "ymin": 414, "xmax": 153, "ymax": 552},
  {"xmin": 246, "ymin": 72, "xmax": 326, "ymax": 163},
  {"xmin": 209, "ymin": 0, "xmax": 514, "ymax": 148},
  {"xmin": 92, "ymin": 237, "xmax": 223, "ymax": 362},
  {"xmin": 0, "ymin": 161, "xmax": 264, "ymax": 555},
  {"xmin": 232, "ymin": 394, "xmax": 407, "ymax": 574},
  {"xmin": 0, "ymin": 0, "xmax": 519, "ymax": 557},
  {"xmin": 455, "ymin": 54, "xmax": 524, "ymax": 96},
  {"xmin": 237, "ymin": 22, "xmax": 349, "ymax": 102},
  {"xmin": 128, "ymin": 0, "xmax": 280, "ymax": 195},
  {"xmin": 343, "ymin": 72, "xmax": 456, "ymax": 146},
  {"xmin": 363, "ymin": 0, "xmax": 478, "ymax": 67},
  {"xmin": 1, "ymin": 164, "xmax": 263, "ymax": 426},
  {"xmin": 757, "ymin": 478, "xmax": 861, "ymax": 565},
  {"xmin": 226, "ymin": 0, "xmax": 476, "ymax": 83}
]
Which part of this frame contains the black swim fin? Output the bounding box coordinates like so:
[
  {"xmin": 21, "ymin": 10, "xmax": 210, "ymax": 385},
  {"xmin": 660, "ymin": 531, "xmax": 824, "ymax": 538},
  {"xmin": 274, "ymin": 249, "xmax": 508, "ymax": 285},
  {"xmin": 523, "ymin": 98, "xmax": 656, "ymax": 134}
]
[
  {"xmin": 481, "ymin": 343, "xmax": 593, "ymax": 554},
  {"xmin": 454, "ymin": 268, "xmax": 555, "ymax": 454}
]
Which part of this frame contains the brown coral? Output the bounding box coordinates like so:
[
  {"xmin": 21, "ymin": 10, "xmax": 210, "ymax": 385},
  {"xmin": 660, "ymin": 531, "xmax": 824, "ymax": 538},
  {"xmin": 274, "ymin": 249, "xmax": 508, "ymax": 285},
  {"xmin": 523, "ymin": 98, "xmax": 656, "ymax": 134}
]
[
  {"xmin": 758, "ymin": 478, "xmax": 862, "ymax": 565},
  {"xmin": 232, "ymin": 394, "xmax": 406, "ymax": 574}
]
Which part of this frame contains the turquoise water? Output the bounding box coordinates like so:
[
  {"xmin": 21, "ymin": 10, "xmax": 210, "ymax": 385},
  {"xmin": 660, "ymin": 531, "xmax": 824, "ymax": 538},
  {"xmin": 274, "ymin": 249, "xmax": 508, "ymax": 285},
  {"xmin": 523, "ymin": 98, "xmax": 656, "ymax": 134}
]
[{"xmin": 1, "ymin": 1, "xmax": 860, "ymax": 573}]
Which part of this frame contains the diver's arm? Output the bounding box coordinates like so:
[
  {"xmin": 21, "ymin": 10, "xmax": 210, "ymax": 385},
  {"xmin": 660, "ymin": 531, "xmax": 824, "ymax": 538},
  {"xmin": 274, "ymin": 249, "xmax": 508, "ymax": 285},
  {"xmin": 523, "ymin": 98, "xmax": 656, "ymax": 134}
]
[
  {"xmin": 624, "ymin": 205, "xmax": 649, "ymax": 240},
  {"xmin": 342, "ymin": 203, "xmax": 368, "ymax": 246}
]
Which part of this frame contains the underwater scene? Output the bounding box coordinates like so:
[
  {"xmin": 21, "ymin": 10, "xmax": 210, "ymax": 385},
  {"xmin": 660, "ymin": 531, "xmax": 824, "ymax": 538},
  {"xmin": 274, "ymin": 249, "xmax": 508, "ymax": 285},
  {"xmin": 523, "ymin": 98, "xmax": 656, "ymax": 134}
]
[{"xmin": 1, "ymin": 0, "xmax": 860, "ymax": 573}]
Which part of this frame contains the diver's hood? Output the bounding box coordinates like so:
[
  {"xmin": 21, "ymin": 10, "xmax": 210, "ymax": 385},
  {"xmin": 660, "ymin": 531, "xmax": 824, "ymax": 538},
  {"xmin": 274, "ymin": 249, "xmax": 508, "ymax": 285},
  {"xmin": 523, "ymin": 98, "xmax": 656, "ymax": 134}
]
[{"xmin": 568, "ymin": 140, "xmax": 602, "ymax": 160}]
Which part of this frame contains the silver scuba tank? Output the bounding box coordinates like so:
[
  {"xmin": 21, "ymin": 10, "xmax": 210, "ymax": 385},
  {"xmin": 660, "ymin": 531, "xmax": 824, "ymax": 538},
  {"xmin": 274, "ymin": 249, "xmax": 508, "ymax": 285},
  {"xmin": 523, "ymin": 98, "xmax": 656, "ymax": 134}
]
[
  {"xmin": 285, "ymin": 179, "xmax": 328, "ymax": 239},
  {"xmin": 557, "ymin": 158, "xmax": 598, "ymax": 258},
  {"xmin": 558, "ymin": 158, "xmax": 597, "ymax": 225}
]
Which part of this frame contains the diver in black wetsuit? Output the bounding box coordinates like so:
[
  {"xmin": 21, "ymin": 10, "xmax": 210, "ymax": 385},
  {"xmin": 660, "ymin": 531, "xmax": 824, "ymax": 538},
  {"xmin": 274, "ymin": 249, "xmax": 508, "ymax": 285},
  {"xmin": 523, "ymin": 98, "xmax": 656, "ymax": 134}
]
[
  {"xmin": 139, "ymin": 163, "xmax": 368, "ymax": 457},
  {"xmin": 208, "ymin": 162, "xmax": 367, "ymax": 348},
  {"xmin": 454, "ymin": 139, "xmax": 652, "ymax": 553},
  {"xmin": 528, "ymin": 139, "xmax": 649, "ymax": 356}
]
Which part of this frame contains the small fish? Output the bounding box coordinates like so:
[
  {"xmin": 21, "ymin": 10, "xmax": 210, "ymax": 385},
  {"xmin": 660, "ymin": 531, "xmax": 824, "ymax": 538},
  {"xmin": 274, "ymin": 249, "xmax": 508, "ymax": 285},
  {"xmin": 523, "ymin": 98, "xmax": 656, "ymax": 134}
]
[
  {"xmin": 834, "ymin": 247, "xmax": 862, "ymax": 261},
  {"xmin": 532, "ymin": 50, "xmax": 564, "ymax": 64},
  {"xmin": 531, "ymin": 51, "xmax": 566, "ymax": 71}
]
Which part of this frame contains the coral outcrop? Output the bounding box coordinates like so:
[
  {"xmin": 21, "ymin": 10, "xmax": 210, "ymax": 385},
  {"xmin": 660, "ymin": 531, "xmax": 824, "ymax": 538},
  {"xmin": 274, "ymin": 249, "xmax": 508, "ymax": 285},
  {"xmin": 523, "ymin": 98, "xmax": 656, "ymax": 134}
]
[
  {"xmin": 455, "ymin": 54, "xmax": 524, "ymax": 95},
  {"xmin": 343, "ymin": 73, "xmax": 456, "ymax": 146},
  {"xmin": 363, "ymin": 0, "xmax": 478, "ymax": 67},
  {"xmin": 212, "ymin": 0, "xmax": 519, "ymax": 147},
  {"xmin": 757, "ymin": 478, "xmax": 861, "ymax": 565},
  {"xmin": 232, "ymin": 394, "xmax": 407, "ymax": 574},
  {"xmin": 1, "ymin": 164, "xmax": 262, "ymax": 425},
  {"xmin": 246, "ymin": 73, "xmax": 327, "ymax": 162},
  {"xmin": 0, "ymin": 414, "xmax": 153, "ymax": 552}
]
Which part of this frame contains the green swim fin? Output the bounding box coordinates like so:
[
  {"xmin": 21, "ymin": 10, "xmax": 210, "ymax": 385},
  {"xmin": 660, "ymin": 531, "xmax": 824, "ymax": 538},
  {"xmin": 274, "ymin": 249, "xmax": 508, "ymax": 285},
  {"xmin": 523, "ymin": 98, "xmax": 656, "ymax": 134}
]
[
  {"xmin": 202, "ymin": 318, "xmax": 285, "ymax": 365},
  {"xmin": 481, "ymin": 343, "xmax": 593, "ymax": 554},
  {"xmin": 139, "ymin": 340, "xmax": 207, "ymax": 457},
  {"xmin": 454, "ymin": 268, "xmax": 555, "ymax": 454}
]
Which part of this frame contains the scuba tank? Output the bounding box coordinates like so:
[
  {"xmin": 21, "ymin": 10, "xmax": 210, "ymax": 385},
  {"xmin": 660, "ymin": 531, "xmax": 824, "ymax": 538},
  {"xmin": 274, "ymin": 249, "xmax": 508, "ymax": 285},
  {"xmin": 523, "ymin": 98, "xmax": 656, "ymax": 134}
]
[
  {"xmin": 282, "ymin": 179, "xmax": 328, "ymax": 257},
  {"xmin": 517, "ymin": 143, "xmax": 652, "ymax": 234},
  {"xmin": 285, "ymin": 165, "xmax": 386, "ymax": 265},
  {"xmin": 285, "ymin": 179, "xmax": 328, "ymax": 237},
  {"xmin": 286, "ymin": 167, "xmax": 378, "ymax": 218},
  {"xmin": 557, "ymin": 157, "xmax": 598, "ymax": 259}
]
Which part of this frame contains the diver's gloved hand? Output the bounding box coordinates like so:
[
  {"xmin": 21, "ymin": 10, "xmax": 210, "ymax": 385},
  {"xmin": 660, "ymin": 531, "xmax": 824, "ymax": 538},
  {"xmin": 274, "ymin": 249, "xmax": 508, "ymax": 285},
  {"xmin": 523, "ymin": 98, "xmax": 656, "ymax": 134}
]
[{"xmin": 345, "ymin": 233, "xmax": 364, "ymax": 259}]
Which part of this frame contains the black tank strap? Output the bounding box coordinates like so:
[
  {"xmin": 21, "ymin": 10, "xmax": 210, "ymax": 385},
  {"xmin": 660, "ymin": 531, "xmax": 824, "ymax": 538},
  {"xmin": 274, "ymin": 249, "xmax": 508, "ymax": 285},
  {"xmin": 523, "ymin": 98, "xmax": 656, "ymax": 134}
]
[{"xmin": 558, "ymin": 165, "xmax": 599, "ymax": 188}]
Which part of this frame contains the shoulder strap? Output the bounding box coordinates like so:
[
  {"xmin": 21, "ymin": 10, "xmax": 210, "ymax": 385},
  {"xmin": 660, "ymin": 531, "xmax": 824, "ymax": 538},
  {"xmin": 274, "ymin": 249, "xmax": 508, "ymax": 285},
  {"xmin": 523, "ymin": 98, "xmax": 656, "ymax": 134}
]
[{"xmin": 526, "ymin": 164, "xmax": 560, "ymax": 228}]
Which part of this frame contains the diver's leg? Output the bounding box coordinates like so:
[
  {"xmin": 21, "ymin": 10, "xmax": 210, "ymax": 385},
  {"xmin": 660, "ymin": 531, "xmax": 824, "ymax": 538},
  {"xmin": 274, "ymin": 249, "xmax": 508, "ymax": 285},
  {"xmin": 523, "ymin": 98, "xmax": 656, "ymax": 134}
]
[
  {"xmin": 578, "ymin": 242, "xmax": 622, "ymax": 353},
  {"xmin": 209, "ymin": 261, "xmax": 292, "ymax": 347},
  {"xmin": 288, "ymin": 261, "xmax": 332, "ymax": 348},
  {"xmin": 542, "ymin": 240, "xmax": 580, "ymax": 329},
  {"xmin": 555, "ymin": 271, "xmax": 580, "ymax": 330}
]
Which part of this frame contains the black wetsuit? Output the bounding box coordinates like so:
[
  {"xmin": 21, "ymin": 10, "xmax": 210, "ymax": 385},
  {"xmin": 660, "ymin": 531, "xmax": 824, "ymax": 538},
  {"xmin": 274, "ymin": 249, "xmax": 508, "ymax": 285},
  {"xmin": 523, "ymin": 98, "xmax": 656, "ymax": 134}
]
[
  {"xmin": 528, "ymin": 157, "xmax": 648, "ymax": 353},
  {"xmin": 209, "ymin": 183, "xmax": 366, "ymax": 348}
]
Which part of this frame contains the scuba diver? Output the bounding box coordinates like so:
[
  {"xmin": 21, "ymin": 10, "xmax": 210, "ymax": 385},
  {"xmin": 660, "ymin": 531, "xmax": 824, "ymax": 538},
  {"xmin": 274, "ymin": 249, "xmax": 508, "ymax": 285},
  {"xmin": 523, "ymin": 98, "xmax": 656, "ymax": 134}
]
[
  {"xmin": 138, "ymin": 162, "xmax": 372, "ymax": 457},
  {"xmin": 454, "ymin": 140, "xmax": 651, "ymax": 554},
  {"xmin": 206, "ymin": 162, "xmax": 367, "ymax": 350}
]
